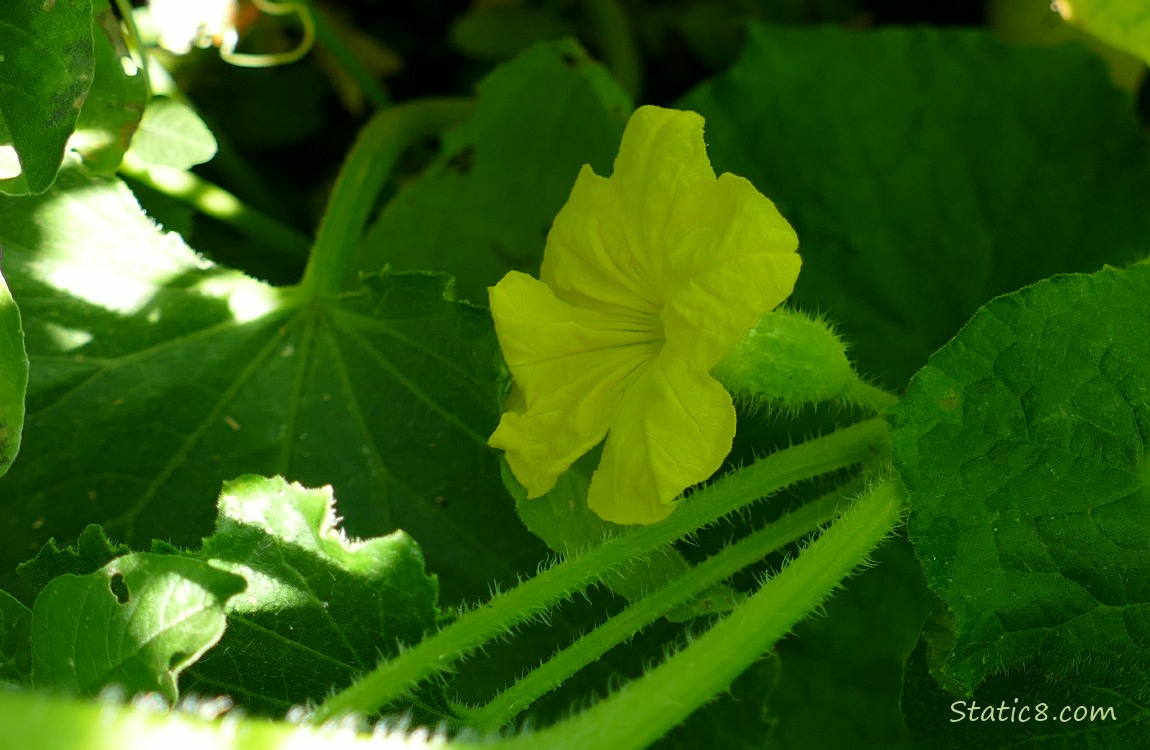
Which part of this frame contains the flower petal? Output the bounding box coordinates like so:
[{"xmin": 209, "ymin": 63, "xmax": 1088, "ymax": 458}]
[
  {"xmin": 661, "ymin": 172, "xmax": 802, "ymax": 371},
  {"xmin": 541, "ymin": 165, "xmax": 662, "ymax": 319},
  {"xmin": 609, "ymin": 106, "xmax": 716, "ymax": 277},
  {"xmin": 488, "ymin": 271, "xmax": 660, "ymax": 497},
  {"xmin": 587, "ymin": 354, "xmax": 737, "ymax": 525}
]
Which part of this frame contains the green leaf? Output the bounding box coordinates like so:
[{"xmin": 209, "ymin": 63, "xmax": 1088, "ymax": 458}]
[
  {"xmin": 17, "ymin": 524, "xmax": 130, "ymax": 596},
  {"xmin": 504, "ymin": 455, "xmax": 743, "ymax": 621},
  {"xmin": 0, "ymin": 268, "xmax": 27, "ymax": 478},
  {"xmin": 0, "ymin": 165, "xmax": 546, "ymax": 605},
  {"xmin": 0, "ymin": 588, "xmax": 32, "ymax": 685},
  {"xmin": 125, "ymin": 97, "xmax": 218, "ymax": 171},
  {"xmin": 901, "ymin": 635, "xmax": 1139, "ymax": 749},
  {"xmin": 889, "ymin": 265, "xmax": 1150, "ymax": 735},
  {"xmin": 183, "ymin": 475, "xmax": 439, "ymax": 715},
  {"xmin": 1055, "ymin": 0, "xmax": 1150, "ymax": 67},
  {"xmin": 69, "ymin": 3, "xmax": 147, "ymax": 173},
  {"xmin": 0, "ymin": 0, "xmax": 95, "ymax": 194},
  {"xmin": 30, "ymin": 552, "xmax": 245, "ymax": 700},
  {"xmin": 681, "ymin": 26, "xmax": 1150, "ymax": 387},
  {"xmin": 357, "ymin": 38, "xmax": 631, "ymax": 304}
]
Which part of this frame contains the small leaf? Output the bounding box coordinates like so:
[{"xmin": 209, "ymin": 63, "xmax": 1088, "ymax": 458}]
[
  {"xmin": 889, "ymin": 264, "xmax": 1150, "ymax": 734},
  {"xmin": 30, "ymin": 553, "xmax": 245, "ymax": 701},
  {"xmin": 0, "ymin": 268, "xmax": 27, "ymax": 478},
  {"xmin": 0, "ymin": 589, "xmax": 32, "ymax": 685},
  {"xmin": 0, "ymin": 0, "xmax": 95, "ymax": 194},
  {"xmin": 183, "ymin": 475, "xmax": 440, "ymax": 714},
  {"xmin": 126, "ymin": 97, "xmax": 218, "ymax": 171}
]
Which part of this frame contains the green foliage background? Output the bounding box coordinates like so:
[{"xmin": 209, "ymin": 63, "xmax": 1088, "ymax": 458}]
[{"xmin": 0, "ymin": 0, "xmax": 1147, "ymax": 747}]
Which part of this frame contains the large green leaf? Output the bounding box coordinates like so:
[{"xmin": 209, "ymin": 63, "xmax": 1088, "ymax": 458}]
[
  {"xmin": 0, "ymin": 268, "xmax": 27, "ymax": 477},
  {"xmin": 0, "ymin": 0, "xmax": 95, "ymax": 194},
  {"xmin": 30, "ymin": 552, "xmax": 244, "ymax": 701},
  {"xmin": 184, "ymin": 475, "xmax": 439, "ymax": 715},
  {"xmin": 0, "ymin": 164, "xmax": 546, "ymax": 605},
  {"xmin": 681, "ymin": 26, "xmax": 1150, "ymax": 387},
  {"xmin": 889, "ymin": 264, "xmax": 1150, "ymax": 742},
  {"xmin": 357, "ymin": 38, "xmax": 631, "ymax": 304}
]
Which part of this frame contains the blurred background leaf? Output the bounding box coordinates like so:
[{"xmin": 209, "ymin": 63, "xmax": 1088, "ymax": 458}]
[
  {"xmin": 682, "ymin": 25, "xmax": 1150, "ymax": 388},
  {"xmin": 357, "ymin": 38, "xmax": 630, "ymax": 304}
]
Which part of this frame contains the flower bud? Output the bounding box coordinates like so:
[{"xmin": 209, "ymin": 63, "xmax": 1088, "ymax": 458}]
[{"xmin": 713, "ymin": 308, "xmax": 852, "ymax": 407}]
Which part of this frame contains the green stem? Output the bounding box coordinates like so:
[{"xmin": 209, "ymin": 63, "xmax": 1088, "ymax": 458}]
[
  {"xmin": 845, "ymin": 376, "xmax": 901, "ymax": 413},
  {"xmin": 297, "ymin": 98, "xmax": 473, "ymax": 299},
  {"xmin": 118, "ymin": 156, "xmax": 312, "ymax": 258},
  {"xmin": 307, "ymin": 417, "xmax": 890, "ymax": 723},
  {"xmin": 466, "ymin": 480, "xmax": 860, "ymax": 730},
  {"xmin": 514, "ymin": 476, "xmax": 907, "ymax": 750},
  {"xmin": 303, "ymin": 0, "xmax": 391, "ymax": 111}
]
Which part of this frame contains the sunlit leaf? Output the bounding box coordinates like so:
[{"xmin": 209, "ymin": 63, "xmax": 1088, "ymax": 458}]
[
  {"xmin": 184, "ymin": 475, "xmax": 440, "ymax": 715},
  {"xmin": 30, "ymin": 552, "xmax": 244, "ymax": 701},
  {"xmin": 0, "ymin": 165, "xmax": 545, "ymax": 606},
  {"xmin": 126, "ymin": 97, "xmax": 218, "ymax": 171}
]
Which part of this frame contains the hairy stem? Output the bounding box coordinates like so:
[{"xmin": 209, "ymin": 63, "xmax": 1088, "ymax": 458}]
[
  {"xmin": 298, "ymin": 98, "xmax": 473, "ymax": 299},
  {"xmin": 467, "ymin": 480, "xmax": 861, "ymax": 730},
  {"xmin": 307, "ymin": 417, "xmax": 890, "ymax": 723},
  {"xmin": 845, "ymin": 377, "xmax": 901, "ymax": 412},
  {"xmin": 515, "ymin": 476, "xmax": 907, "ymax": 750}
]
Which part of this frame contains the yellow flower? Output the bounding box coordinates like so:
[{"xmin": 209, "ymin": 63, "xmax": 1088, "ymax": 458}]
[{"xmin": 488, "ymin": 106, "xmax": 801, "ymax": 525}]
